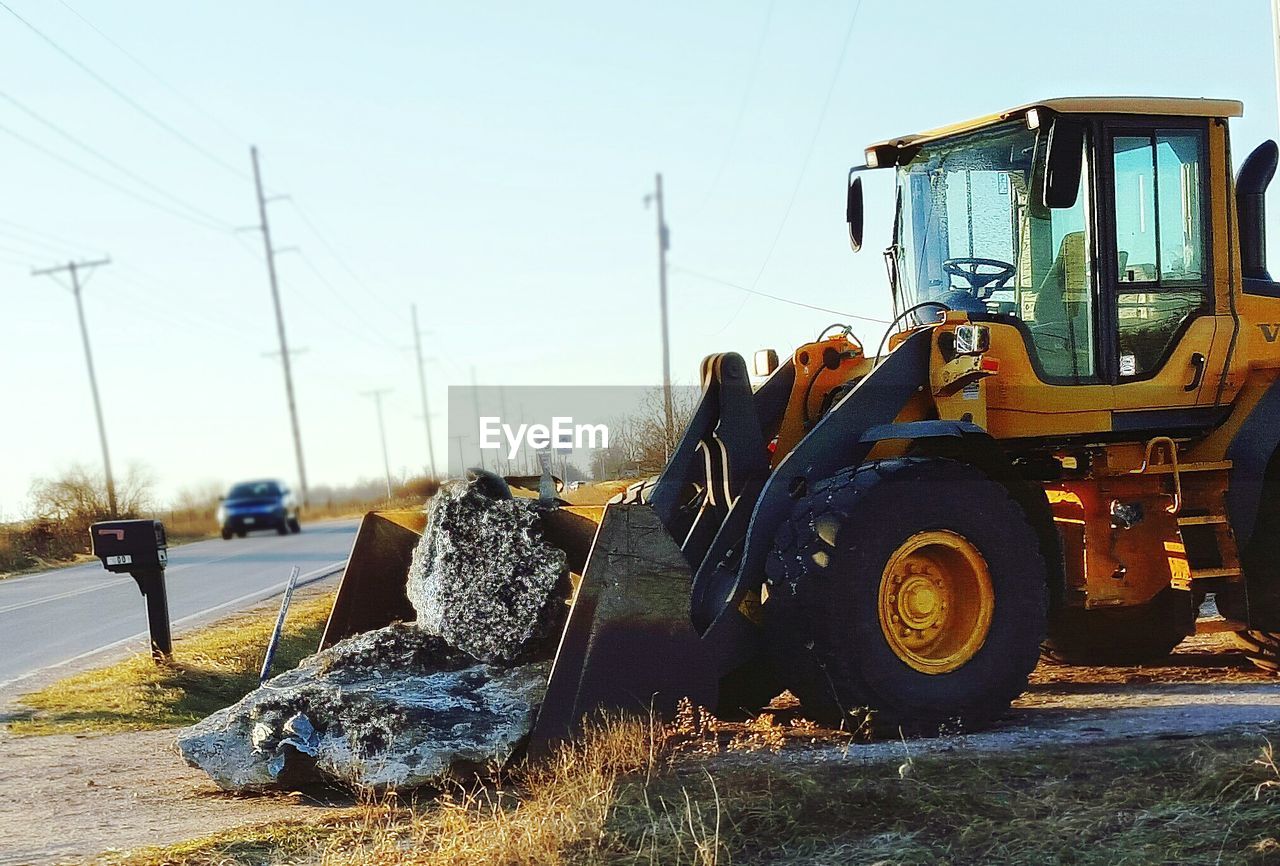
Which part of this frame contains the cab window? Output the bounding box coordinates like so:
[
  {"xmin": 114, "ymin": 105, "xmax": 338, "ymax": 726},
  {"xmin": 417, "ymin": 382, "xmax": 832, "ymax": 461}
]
[
  {"xmin": 1017, "ymin": 148, "xmax": 1095, "ymax": 381},
  {"xmin": 1110, "ymin": 130, "xmax": 1210, "ymax": 377}
]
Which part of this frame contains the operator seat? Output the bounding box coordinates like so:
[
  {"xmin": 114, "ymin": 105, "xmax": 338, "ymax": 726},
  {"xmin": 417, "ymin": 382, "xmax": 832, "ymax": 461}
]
[{"xmin": 1031, "ymin": 231, "xmax": 1090, "ymax": 376}]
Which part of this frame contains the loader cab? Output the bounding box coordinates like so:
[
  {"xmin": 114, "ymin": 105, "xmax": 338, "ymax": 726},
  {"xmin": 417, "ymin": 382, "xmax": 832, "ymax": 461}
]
[{"xmin": 874, "ymin": 98, "xmax": 1238, "ymax": 401}]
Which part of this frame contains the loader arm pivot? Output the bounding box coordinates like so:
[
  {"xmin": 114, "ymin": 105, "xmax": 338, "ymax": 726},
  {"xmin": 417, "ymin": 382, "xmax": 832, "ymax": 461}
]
[
  {"xmin": 689, "ymin": 329, "xmax": 934, "ymax": 640},
  {"xmin": 530, "ymin": 328, "xmax": 935, "ymax": 753}
]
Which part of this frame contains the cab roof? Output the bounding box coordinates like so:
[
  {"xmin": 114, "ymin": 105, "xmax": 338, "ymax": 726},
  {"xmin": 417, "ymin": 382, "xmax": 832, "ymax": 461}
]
[{"xmin": 865, "ymin": 97, "xmax": 1244, "ymax": 154}]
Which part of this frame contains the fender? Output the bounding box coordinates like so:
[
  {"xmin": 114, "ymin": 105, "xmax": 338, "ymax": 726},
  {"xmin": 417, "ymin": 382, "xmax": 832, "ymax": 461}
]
[
  {"xmin": 867, "ymin": 420, "xmax": 1065, "ymax": 612},
  {"xmin": 1225, "ymin": 375, "xmax": 1280, "ymax": 553},
  {"xmin": 1226, "ymin": 376, "xmax": 1280, "ymax": 628}
]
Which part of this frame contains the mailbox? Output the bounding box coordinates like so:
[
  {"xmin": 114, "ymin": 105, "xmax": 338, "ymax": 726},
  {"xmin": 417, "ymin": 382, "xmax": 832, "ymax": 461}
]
[
  {"xmin": 89, "ymin": 518, "xmax": 172, "ymax": 661},
  {"xmin": 91, "ymin": 519, "xmax": 168, "ymax": 572}
]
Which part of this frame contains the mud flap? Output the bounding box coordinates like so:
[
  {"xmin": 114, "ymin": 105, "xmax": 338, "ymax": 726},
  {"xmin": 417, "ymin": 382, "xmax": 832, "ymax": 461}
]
[{"xmin": 528, "ymin": 503, "xmax": 721, "ymax": 758}]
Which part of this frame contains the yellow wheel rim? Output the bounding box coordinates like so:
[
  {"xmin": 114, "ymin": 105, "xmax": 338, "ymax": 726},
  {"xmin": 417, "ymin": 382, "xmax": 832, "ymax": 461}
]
[{"xmin": 877, "ymin": 530, "xmax": 994, "ymax": 674}]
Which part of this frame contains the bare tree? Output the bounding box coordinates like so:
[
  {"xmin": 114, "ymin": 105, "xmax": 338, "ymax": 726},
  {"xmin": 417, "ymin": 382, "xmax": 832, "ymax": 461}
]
[
  {"xmin": 591, "ymin": 387, "xmax": 699, "ymax": 479},
  {"xmin": 29, "ymin": 462, "xmax": 155, "ymax": 521}
]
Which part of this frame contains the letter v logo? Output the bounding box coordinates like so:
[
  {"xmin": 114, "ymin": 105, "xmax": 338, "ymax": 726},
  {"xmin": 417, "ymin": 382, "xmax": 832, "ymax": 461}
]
[{"xmin": 1260, "ymin": 323, "xmax": 1280, "ymax": 343}]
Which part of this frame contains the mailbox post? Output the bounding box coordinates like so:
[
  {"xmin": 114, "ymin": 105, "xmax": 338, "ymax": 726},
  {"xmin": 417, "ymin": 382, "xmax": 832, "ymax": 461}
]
[{"xmin": 90, "ymin": 519, "xmax": 172, "ymax": 662}]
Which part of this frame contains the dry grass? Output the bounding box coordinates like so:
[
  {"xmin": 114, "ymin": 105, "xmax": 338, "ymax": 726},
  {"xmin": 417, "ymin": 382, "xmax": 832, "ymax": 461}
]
[
  {"xmin": 3, "ymin": 476, "xmax": 439, "ymax": 574},
  {"xmin": 160, "ymin": 494, "xmax": 433, "ymax": 544},
  {"xmin": 97, "ymin": 713, "xmax": 1280, "ymax": 866},
  {"xmin": 562, "ymin": 479, "xmax": 634, "ymax": 506},
  {"xmin": 9, "ymin": 591, "xmax": 336, "ymax": 736}
]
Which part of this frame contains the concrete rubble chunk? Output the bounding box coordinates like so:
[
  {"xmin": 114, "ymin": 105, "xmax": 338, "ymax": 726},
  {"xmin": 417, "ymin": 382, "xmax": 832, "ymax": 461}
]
[
  {"xmin": 176, "ymin": 478, "xmax": 571, "ymax": 791},
  {"xmin": 176, "ymin": 625, "xmax": 551, "ymax": 790},
  {"xmin": 407, "ymin": 479, "xmax": 568, "ymax": 663}
]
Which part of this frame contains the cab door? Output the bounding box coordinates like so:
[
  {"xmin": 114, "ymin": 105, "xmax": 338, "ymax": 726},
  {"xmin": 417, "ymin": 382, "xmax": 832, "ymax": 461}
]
[{"xmin": 1101, "ymin": 119, "xmax": 1220, "ymax": 418}]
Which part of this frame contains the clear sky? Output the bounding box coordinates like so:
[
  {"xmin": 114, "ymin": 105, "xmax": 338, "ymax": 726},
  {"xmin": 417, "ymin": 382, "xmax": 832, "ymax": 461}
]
[{"xmin": 2, "ymin": 0, "xmax": 1279, "ymax": 516}]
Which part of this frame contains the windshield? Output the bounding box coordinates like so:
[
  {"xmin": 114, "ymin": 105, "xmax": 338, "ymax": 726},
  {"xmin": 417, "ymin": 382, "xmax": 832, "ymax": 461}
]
[
  {"xmin": 892, "ymin": 121, "xmax": 1038, "ymax": 315},
  {"xmin": 227, "ymin": 481, "xmax": 281, "ymax": 499},
  {"xmin": 891, "ymin": 118, "xmax": 1097, "ymax": 381}
]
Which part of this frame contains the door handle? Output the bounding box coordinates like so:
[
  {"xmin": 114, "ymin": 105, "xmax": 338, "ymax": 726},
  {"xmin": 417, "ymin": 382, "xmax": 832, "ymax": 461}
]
[{"xmin": 1184, "ymin": 352, "xmax": 1206, "ymax": 392}]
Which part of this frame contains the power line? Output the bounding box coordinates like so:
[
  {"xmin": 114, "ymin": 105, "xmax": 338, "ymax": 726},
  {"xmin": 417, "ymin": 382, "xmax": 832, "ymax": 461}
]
[
  {"xmin": 0, "ymin": 216, "xmax": 92, "ymax": 255},
  {"xmin": 227, "ymin": 229, "xmax": 406, "ymax": 357},
  {"xmin": 287, "ymin": 200, "xmax": 406, "ymax": 310},
  {"xmin": 696, "ymin": 0, "xmax": 775, "ymax": 215},
  {"xmin": 0, "ymin": 0, "xmax": 249, "ymax": 182},
  {"xmin": 0, "ymin": 229, "xmax": 86, "ymax": 259},
  {"xmin": 748, "ymin": 1, "xmax": 863, "ymax": 290},
  {"xmin": 100, "ymin": 270, "xmax": 264, "ymax": 348},
  {"xmin": 292, "ymin": 250, "xmax": 402, "ymax": 349},
  {"xmin": 0, "ymin": 88, "xmax": 236, "ymax": 230},
  {"xmin": 670, "ymin": 263, "xmax": 888, "ymax": 323},
  {"xmin": 52, "ymin": 0, "xmax": 245, "ymax": 145},
  {"xmin": 0, "ymin": 119, "xmax": 232, "ymax": 232}
]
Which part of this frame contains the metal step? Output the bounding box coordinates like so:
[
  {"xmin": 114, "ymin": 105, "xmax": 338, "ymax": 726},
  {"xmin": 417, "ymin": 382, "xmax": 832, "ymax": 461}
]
[
  {"xmin": 1100, "ymin": 459, "xmax": 1233, "ymax": 476},
  {"xmin": 1195, "ymin": 616, "xmax": 1248, "ymax": 634},
  {"xmin": 1143, "ymin": 460, "xmax": 1233, "ymax": 474},
  {"xmin": 1177, "ymin": 514, "xmax": 1229, "ymax": 526},
  {"xmin": 1190, "ymin": 566, "xmax": 1242, "ymax": 579}
]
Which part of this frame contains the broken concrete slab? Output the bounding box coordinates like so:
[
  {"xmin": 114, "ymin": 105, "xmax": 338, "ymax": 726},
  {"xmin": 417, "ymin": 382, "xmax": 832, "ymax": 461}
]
[
  {"xmin": 178, "ymin": 477, "xmax": 576, "ymax": 792},
  {"xmin": 406, "ymin": 479, "xmax": 568, "ymax": 663},
  {"xmin": 176, "ymin": 624, "xmax": 551, "ymax": 791}
]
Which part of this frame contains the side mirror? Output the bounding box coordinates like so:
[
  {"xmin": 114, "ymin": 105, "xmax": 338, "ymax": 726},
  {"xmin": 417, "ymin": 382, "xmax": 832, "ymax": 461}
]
[
  {"xmin": 846, "ymin": 175, "xmax": 864, "ymax": 251},
  {"xmin": 753, "ymin": 349, "xmax": 779, "ymax": 377},
  {"xmin": 1044, "ymin": 118, "xmax": 1085, "ymax": 209}
]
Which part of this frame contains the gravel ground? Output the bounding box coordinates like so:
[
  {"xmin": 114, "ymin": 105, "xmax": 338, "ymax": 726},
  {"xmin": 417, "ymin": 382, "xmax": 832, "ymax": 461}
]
[{"xmin": 1, "ymin": 634, "xmax": 1278, "ymax": 864}]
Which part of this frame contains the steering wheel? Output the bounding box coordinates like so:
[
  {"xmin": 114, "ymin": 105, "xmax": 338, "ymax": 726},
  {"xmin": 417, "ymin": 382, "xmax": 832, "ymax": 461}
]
[{"xmin": 943, "ymin": 257, "xmax": 1016, "ymax": 298}]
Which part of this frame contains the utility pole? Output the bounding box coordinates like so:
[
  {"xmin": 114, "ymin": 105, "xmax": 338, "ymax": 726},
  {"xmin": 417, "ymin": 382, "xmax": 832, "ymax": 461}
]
[
  {"xmin": 251, "ymin": 146, "xmax": 309, "ymax": 508},
  {"xmin": 644, "ymin": 173, "xmax": 675, "ymax": 456},
  {"xmin": 469, "ymin": 366, "xmax": 487, "ymax": 472},
  {"xmin": 497, "ymin": 386, "xmax": 511, "ymax": 476},
  {"xmin": 449, "ymin": 434, "xmax": 466, "ymax": 476},
  {"xmin": 361, "ymin": 389, "xmax": 394, "ymax": 500},
  {"xmin": 33, "ymin": 258, "xmax": 116, "ymax": 516},
  {"xmin": 410, "ymin": 305, "xmax": 438, "ymax": 477}
]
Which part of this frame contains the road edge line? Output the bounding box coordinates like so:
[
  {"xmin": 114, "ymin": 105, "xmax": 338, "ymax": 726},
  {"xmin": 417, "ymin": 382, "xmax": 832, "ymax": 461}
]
[{"xmin": 0, "ymin": 560, "xmax": 346, "ymax": 693}]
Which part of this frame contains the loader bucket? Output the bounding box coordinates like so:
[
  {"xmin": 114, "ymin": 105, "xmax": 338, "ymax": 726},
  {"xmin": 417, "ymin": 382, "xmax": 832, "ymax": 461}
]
[
  {"xmin": 527, "ymin": 502, "xmax": 720, "ymax": 757},
  {"xmin": 319, "ymin": 504, "xmax": 604, "ymax": 650},
  {"xmin": 319, "ymin": 499, "xmax": 730, "ymax": 757}
]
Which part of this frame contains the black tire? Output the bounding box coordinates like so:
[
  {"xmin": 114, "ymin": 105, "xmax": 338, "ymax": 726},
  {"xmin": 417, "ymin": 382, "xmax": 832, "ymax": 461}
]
[
  {"xmin": 276, "ymin": 522, "xmax": 290, "ymax": 536},
  {"xmin": 764, "ymin": 458, "xmax": 1049, "ymax": 734},
  {"xmin": 1230, "ymin": 630, "xmax": 1280, "ymax": 674},
  {"xmin": 1215, "ymin": 586, "xmax": 1280, "ymax": 674},
  {"xmin": 221, "ymin": 528, "xmax": 233, "ymax": 541},
  {"xmin": 288, "ymin": 517, "xmax": 301, "ymax": 534},
  {"xmin": 1042, "ymin": 589, "xmax": 1194, "ymax": 665}
]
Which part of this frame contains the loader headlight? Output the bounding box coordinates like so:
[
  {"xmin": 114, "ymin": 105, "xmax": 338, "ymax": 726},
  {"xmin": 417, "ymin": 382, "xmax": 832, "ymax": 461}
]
[{"xmin": 953, "ymin": 324, "xmax": 990, "ymax": 355}]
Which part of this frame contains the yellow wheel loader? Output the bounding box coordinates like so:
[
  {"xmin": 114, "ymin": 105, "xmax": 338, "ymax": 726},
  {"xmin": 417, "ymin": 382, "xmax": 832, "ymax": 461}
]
[{"xmin": 324, "ymin": 96, "xmax": 1280, "ymax": 749}]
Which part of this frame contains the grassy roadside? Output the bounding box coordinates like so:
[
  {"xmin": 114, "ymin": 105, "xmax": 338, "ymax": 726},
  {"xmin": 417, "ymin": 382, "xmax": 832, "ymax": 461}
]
[
  {"xmin": 1, "ymin": 487, "xmax": 435, "ymax": 580},
  {"xmin": 8, "ymin": 591, "xmax": 336, "ymax": 735},
  {"xmin": 100, "ymin": 719, "xmax": 1280, "ymax": 865}
]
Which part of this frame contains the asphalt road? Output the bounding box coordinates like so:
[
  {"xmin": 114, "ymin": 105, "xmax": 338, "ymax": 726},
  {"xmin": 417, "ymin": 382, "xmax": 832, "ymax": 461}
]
[{"xmin": 0, "ymin": 519, "xmax": 360, "ymax": 691}]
